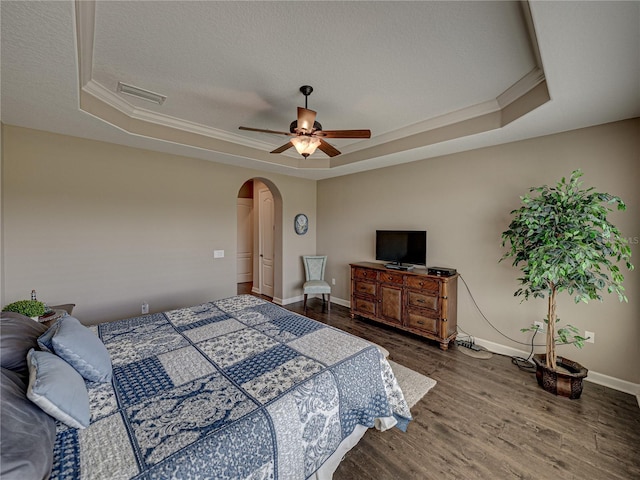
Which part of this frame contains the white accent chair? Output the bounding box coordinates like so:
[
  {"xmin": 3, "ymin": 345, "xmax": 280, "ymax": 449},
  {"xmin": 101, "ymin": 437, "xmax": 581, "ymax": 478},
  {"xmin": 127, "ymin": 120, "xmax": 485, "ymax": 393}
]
[{"xmin": 302, "ymin": 255, "xmax": 331, "ymax": 313}]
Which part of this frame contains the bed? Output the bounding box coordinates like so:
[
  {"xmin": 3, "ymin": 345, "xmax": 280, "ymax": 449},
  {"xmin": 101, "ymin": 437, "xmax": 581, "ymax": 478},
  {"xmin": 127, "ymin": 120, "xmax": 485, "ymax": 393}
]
[{"xmin": 2, "ymin": 295, "xmax": 411, "ymax": 479}]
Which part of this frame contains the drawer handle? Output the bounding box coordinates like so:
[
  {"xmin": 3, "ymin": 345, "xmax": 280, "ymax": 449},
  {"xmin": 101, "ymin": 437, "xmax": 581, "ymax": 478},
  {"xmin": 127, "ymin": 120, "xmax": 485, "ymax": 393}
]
[
  {"xmin": 417, "ymin": 299, "xmax": 425, "ymax": 303},
  {"xmin": 419, "ymin": 282, "xmax": 424, "ymax": 286},
  {"xmin": 417, "ymin": 321, "xmax": 424, "ymax": 325}
]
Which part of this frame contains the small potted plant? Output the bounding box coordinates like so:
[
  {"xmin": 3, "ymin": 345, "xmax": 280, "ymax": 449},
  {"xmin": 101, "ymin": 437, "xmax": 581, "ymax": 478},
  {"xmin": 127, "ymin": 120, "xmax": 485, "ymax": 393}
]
[
  {"xmin": 501, "ymin": 170, "xmax": 633, "ymax": 399},
  {"xmin": 2, "ymin": 299, "xmax": 47, "ymax": 320}
]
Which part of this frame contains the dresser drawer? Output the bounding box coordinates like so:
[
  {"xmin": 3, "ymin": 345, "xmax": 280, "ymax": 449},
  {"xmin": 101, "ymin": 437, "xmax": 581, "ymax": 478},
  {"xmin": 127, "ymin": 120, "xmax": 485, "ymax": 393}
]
[
  {"xmin": 407, "ymin": 290, "xmax": 439, "ymax": 311},
  {"xmin": 406, "ymin": 311, "xmax": 438, "ymax": 335},
  {"xmin": 354, "ymin": 267, "xmax": 378, "ymax": 281},
  {"xmin": 353, "ymin": 297, "xmax": 376, "ymax": 316},
  {"xmin": 406, "ymin": 276, "xmax": 440, "ymax": 293},
  {"xmin": 353, "ymin": 280, "xmax": 376, "ymax": 297},
  {"xmin": 379, "ymin": 271, "xmax": 404, "ymax": 285}
]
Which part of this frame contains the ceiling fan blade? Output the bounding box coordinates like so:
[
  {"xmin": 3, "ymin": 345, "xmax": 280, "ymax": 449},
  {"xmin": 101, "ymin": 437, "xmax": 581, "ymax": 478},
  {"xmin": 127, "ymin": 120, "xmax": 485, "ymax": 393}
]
[
  {"xmin": 297, "ymin": 107, "xmax": 317, "ymax": 133},
  {"xmin": 239, "ymin": 126, "xmax": 294, "ymax": 136},
  {"xmin": 314, "ymin": 129, "xmax": 371, "ymax": 139},
  {"xmin": 317, "ymin": 138, "xmax": 341, "ymax": 157},
  {"xmin": 270, "ymin": 142, "xmax": 293, "ymax": 154}
]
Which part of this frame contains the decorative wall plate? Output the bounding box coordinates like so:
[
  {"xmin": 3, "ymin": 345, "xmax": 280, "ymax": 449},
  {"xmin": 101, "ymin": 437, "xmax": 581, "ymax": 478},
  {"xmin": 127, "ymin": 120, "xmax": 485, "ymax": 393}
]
[{"xmin": 294, "ymin": 213, "xmax": 308, "ymax": 235}]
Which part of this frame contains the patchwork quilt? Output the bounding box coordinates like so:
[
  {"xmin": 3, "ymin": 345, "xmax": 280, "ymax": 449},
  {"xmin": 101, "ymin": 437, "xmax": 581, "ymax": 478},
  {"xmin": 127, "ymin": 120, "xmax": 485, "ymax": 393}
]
[{"xmin": 50, "ymin": 295, "xmax": 411, "ymax": 479}]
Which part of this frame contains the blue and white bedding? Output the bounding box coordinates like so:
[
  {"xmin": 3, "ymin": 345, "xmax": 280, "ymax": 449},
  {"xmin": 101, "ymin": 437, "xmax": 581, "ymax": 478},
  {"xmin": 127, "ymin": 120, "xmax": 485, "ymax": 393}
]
[{"xmin": 50, "ymin": 295, "xmax": 411, "ymax": 479}]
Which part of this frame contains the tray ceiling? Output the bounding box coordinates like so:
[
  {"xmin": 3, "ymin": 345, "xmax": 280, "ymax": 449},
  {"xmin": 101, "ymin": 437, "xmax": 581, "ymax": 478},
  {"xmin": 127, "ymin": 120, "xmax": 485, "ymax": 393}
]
[{"xmin": 2, "ymin": 1, "xmax": 639, "ymax": 179}]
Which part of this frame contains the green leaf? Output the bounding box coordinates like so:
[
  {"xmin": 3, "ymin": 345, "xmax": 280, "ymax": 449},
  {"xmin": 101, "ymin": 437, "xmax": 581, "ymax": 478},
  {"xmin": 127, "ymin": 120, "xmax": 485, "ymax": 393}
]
[
  {"xmin": 499, "ymin": 169, "xmax": 633, "ymax": 359},
  {"xmin": 2, "ymin": 300, "xmax": 46, "ymax": 317}
]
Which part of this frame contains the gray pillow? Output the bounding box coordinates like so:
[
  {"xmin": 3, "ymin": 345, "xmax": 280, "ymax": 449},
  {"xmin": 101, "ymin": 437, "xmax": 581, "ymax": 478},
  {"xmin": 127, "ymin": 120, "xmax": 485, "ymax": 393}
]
[
  {"xmin": 38, "ymin": 315, "xmax": 112, "ymax": 383},
  {"xmin": 0, "ymin": 311, "xmax": 48, "ymax": 374},
  {"xmin": 1, "ymin": 367, "xmax": 56, "ymax": 480},
  {"xmin": 26, "ymin": 349, "xmax": 90, "ymax": 429}
]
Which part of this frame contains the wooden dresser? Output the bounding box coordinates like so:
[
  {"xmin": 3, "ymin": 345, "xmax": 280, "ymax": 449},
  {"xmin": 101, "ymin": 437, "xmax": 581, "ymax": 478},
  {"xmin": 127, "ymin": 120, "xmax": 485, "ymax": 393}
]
[{"xmin": 350, "ymin": 262, "xmax": 458, "ymax": 350}]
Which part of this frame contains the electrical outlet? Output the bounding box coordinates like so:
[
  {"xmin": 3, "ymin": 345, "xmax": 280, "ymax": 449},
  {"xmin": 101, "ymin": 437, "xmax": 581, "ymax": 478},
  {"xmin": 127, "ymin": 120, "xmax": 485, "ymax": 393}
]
[
  {"xmin": 534, "ymin": 321, "xmax": 544, "ymax": 332},
  {"xmin": 585, "ymin": 331, "xmax": 595, "ymax": 343},
  {"xmin": 213, "ymin": 250, "xmax": 224, "ymax": 258},
  {"xmin": 331, "ymin": 278, "xmax": 336, "ymax": 285},
  {"xmin": 142, "ymin": 303, "xmax": 149, "ymax": 314}
]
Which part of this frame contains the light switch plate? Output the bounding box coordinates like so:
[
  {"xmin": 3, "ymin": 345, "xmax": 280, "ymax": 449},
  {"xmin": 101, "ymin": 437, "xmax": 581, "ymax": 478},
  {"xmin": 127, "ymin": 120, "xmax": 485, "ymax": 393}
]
[{"xmin": 214, "ymin": 250, "xmax": 224, "ymax": 258}]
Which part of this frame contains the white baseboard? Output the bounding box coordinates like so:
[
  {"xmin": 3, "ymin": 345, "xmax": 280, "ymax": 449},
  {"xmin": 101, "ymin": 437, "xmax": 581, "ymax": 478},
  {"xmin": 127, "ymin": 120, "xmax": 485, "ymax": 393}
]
[
  {"xmin": 280, "ymin": 294, "xmax": 351, "ymax": 308},
  {"xmin": 473, "ymin": 337, "xmax": 640, "ymax": 405},
  {"xmin": 280, "ymin": 295, "xmax": 304, "ymax": 305},
  {"xmin": 330, "ymin": 296, "xmax": 350, "ymax": 308}
]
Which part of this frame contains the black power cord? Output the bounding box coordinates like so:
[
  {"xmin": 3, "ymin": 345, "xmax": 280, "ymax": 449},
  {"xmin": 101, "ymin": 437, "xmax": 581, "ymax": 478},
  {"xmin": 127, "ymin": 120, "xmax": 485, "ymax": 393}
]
[
  {"xmin": 511, "ymin": 327, "xmax": 538, "ymax": 372},
  {"xmin": 457, "ymin": 273, "xmax": 583, "ymax": 372},
  {"xmin": 458, "ymin": 274, "xmax": 546, "ymax": 347}
]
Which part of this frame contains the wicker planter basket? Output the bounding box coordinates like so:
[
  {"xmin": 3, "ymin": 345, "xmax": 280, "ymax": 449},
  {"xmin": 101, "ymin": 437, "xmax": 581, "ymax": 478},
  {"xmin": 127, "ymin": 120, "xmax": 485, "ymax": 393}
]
[{"xmin": 532, "ymin": 354, "xmax": 588, "ymax": 400}]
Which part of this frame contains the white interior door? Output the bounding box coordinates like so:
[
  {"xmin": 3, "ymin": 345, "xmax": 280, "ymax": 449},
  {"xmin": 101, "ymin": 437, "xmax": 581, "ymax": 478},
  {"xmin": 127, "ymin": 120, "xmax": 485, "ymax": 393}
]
[
  {"xmin": 259, "ymin": 187, "xmax": 274, "ymax": 297},
  {"xmin": 236, "ymin": 198, "xmax": 253, "ymax": 283}
]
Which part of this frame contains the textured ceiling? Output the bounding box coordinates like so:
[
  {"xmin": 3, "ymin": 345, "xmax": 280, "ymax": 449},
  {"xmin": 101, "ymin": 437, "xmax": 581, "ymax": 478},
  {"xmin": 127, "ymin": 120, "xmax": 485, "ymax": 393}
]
[
  {"xmin": 91, "ymin": 1, "xmax": 534, "ymax": 136},
  {"xmin": 1, "ymin": 1, "xmax": 639, "ymax": 179}
]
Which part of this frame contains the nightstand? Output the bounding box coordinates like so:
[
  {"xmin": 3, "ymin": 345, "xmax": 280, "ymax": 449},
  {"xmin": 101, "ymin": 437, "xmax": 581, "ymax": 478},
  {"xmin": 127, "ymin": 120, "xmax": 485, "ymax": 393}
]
[{"xmin": 39, "ymin": 303, "xmax": 75, "ymax": 328}]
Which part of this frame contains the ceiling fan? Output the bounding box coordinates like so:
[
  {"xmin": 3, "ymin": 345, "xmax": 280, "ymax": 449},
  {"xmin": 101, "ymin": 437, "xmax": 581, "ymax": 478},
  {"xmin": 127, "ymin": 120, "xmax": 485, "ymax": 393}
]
[{"xmin": 239, "ymin": 85, "xmax": 371, "ymax": 158}]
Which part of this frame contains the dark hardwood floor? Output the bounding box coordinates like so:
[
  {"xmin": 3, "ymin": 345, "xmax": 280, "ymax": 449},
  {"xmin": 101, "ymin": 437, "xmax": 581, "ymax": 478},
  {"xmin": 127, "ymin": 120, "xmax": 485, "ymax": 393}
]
[{"xmin": 239, "ymin": 285, "xmax": 640, "ymax": 480}]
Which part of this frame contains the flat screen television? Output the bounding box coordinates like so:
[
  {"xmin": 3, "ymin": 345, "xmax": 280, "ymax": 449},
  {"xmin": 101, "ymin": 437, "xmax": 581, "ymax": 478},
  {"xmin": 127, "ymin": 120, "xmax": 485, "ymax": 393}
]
[{"xmin": 375, "ymin": 230, "xmax": 427, "ymax": 267}]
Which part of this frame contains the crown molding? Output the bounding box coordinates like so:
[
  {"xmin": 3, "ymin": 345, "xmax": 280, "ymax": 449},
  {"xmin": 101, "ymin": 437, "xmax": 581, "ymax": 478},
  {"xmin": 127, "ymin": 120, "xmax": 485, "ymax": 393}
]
[
  {"xmin": 497, "ymin": 67, "xmax": 546, "ymax": 109},
  {"xmin": 74, "ymin": 0, "xmax": 549, "ymax": 170},
  {"xmin": 82, "ymin": 80, "xmax": 277, "ymax": 152},
  {"xmin": 361, "ymin": 99, "xmax": 501, "ymax": 152},
  {"xmin": 74, "ymin": 0, "xmax": 94, "ymax": 88}
]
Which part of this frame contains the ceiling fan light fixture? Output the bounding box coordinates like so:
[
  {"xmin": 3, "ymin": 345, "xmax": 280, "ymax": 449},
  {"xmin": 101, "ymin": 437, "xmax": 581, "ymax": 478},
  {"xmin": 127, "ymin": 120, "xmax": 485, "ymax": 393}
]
[
  {"xmin": 117, "ymin": 82, "xmax": 166, "ymax": 105},
  {"xmin": 239, "ymin": 85, "xmax": 370, "ymax": 159},
  {"xmin": 291, "ymin": 136, "xmax": 321, "ymax": 158}
]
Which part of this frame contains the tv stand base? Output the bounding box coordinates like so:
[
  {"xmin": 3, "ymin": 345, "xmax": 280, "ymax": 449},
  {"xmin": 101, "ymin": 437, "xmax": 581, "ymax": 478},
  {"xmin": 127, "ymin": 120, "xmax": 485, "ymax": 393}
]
[
  {"xmin": 385, "ymin": 264, "xmax": 414, "ymax": 271},
  {"xmin": 350, "ymin": 262, "xmax": 458, "ymax": 351}
]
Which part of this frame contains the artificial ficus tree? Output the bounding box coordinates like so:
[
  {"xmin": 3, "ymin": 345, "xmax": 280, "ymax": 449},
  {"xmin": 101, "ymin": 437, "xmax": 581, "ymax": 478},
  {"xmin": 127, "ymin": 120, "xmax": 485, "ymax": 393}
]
[{"xmin": 501, "ymin": 170, "xmax": 633, "ymax": 370}]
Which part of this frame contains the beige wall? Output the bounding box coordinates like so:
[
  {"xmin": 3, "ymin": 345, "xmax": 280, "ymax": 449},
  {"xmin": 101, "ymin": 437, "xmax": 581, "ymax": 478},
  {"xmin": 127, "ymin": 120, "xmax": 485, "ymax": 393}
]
[
  {"xmin": 1, "ymin": 125, "xmax": 316, "ymax": 323},
  {"xmin": 2, "ymin": 120, "xmax": 638, "ymax": 388},
  {"xmin": 318, "ymin": 118, "xmax": 639, "ymax": 385}
]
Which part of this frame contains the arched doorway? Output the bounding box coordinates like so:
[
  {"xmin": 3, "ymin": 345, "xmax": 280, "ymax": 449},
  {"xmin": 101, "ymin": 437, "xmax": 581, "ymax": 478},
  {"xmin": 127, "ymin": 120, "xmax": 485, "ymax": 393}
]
[{"xmin": 236, "ymin": 178, "xmax": 283, "ymax": 302}]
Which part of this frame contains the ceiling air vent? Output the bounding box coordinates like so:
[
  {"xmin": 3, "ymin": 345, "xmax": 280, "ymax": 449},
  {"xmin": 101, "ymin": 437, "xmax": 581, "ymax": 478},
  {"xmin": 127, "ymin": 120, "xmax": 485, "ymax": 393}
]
[{"xmin": 117, "ymin": 82, "xmax": 166, "ymax": 105}]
